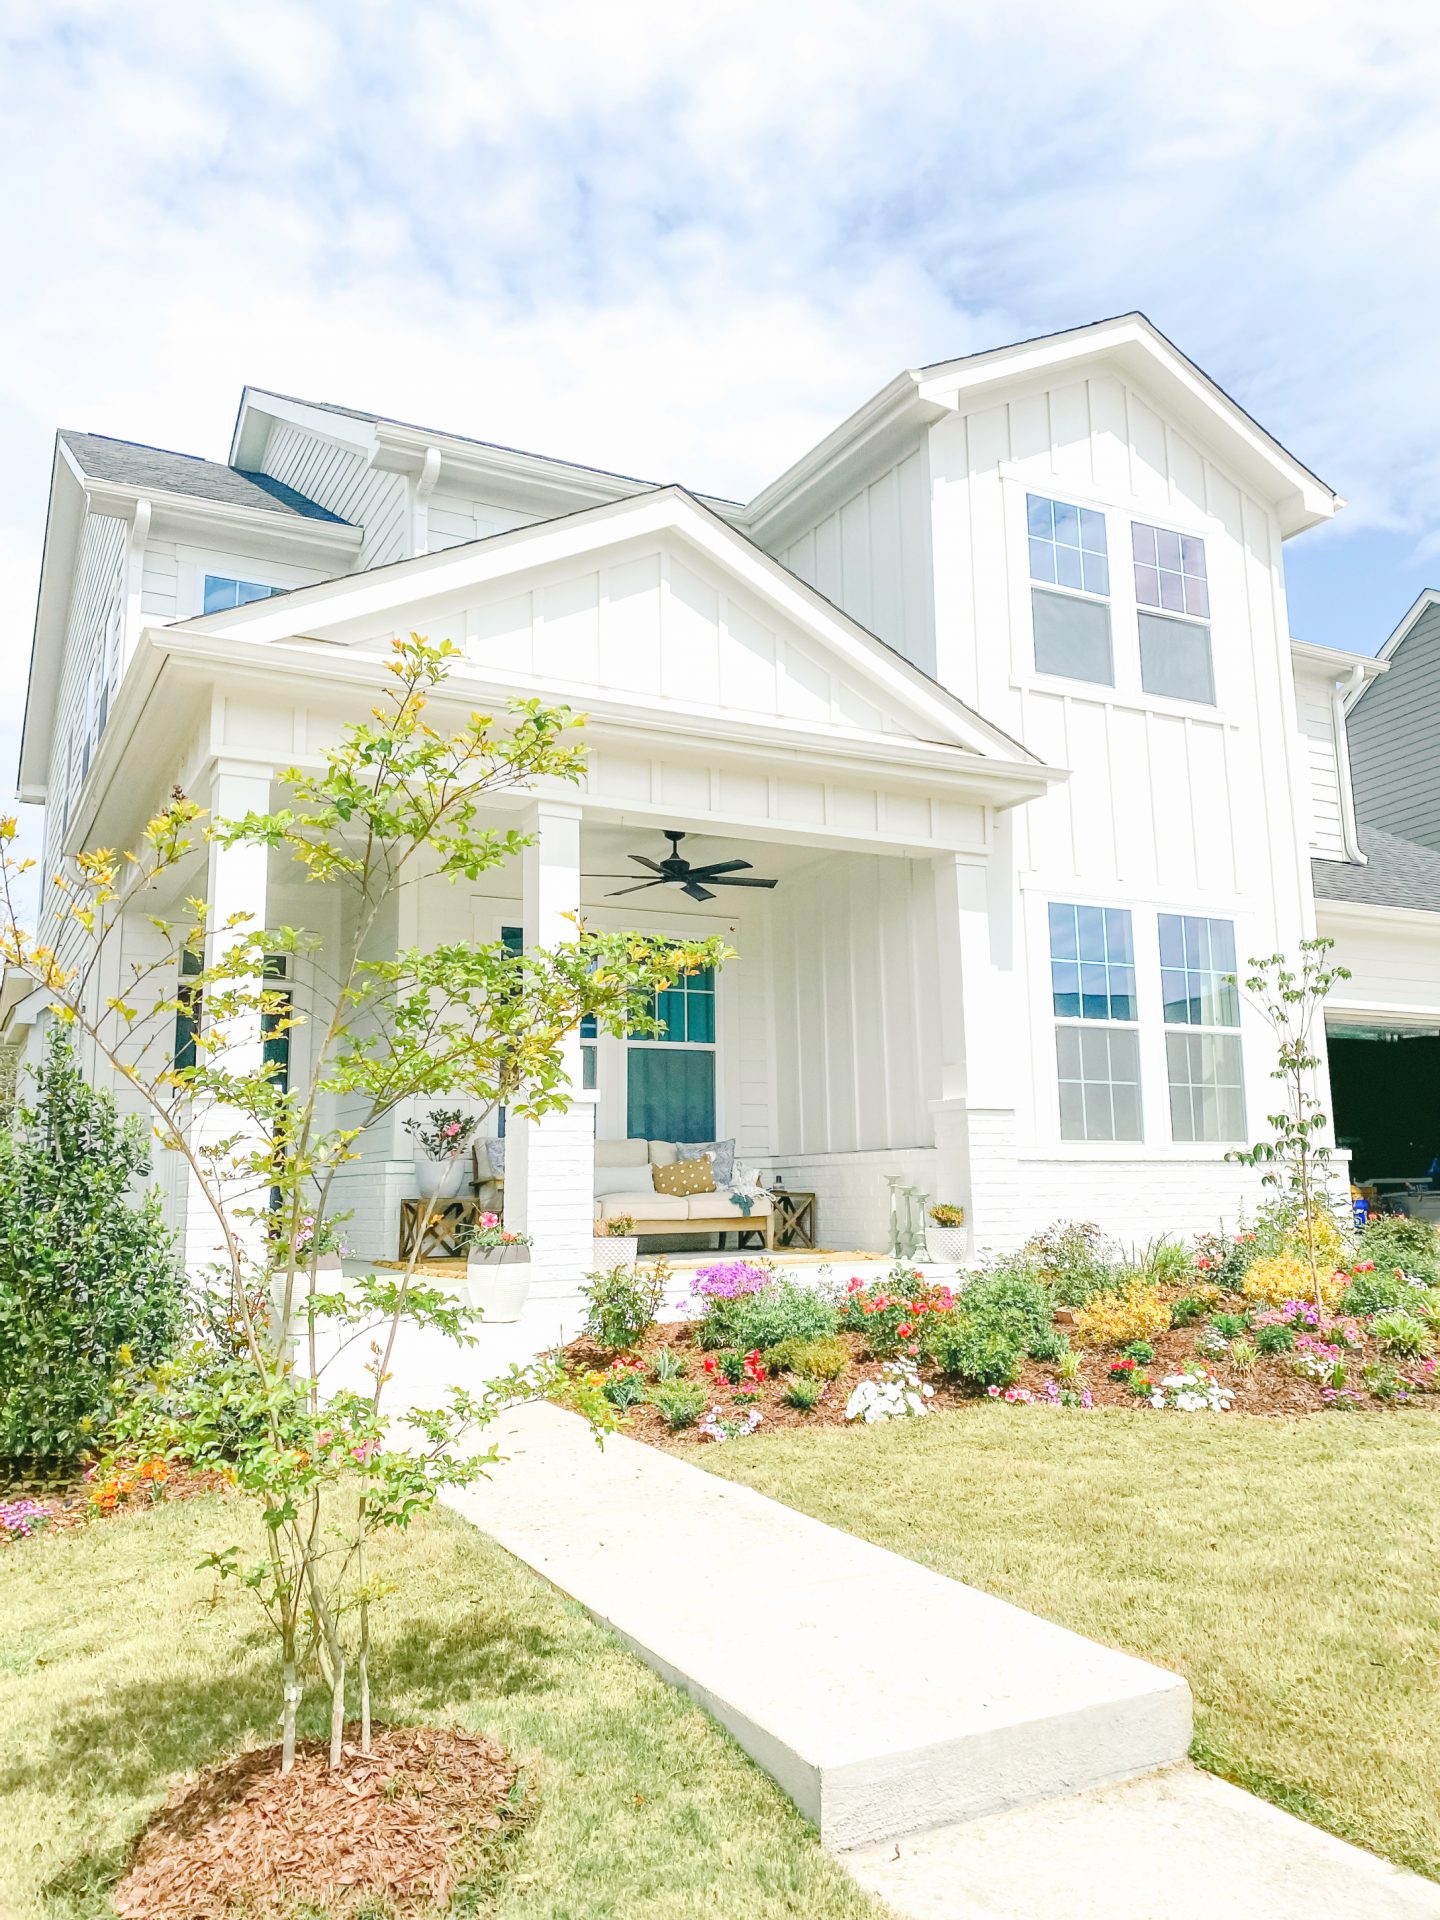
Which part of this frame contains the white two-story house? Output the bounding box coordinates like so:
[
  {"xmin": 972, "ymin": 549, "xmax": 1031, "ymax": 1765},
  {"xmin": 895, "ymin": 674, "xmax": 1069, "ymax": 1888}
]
[{"xmin": 12, "ymin": 312, "xmax": 1395, "ymax": 1289}]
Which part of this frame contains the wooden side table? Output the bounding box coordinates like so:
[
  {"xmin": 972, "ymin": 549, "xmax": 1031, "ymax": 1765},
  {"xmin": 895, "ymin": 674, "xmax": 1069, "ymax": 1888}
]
[
  {"xmin": 399, "ymin": 1196, "xmax": 482, "ymax": 1260},
  {"xmin": 768, "ymin": 1188, "xmax": 817, "ymax": 1250}
]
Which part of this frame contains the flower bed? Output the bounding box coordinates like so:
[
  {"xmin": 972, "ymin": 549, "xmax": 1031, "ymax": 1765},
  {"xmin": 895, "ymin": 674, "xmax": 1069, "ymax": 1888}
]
[
  {"xmin": 0, "ymin": 1457, "xmax": 229, "ymax": 1546},
  {"xmin": 558, "ymin": 1237, "xmax": 1440, "ymax": 1449}
]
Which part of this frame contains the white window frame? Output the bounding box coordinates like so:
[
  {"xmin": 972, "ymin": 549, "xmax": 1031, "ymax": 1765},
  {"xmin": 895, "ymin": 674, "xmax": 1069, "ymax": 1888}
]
[{"xmin": 1158, "ymin": 911, "xmax": 1246, "ymax": 1143}]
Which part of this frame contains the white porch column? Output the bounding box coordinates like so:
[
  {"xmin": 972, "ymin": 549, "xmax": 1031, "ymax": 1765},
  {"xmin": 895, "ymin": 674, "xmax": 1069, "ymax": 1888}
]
[
  {"xmin": 187, "ymin": 763, "xmax": 273, "ymax": 1275},
  {"xmin": 506, "ymin": 799, "xmax": 597, "ymax": 1298},
  {"xmin": 930, "ymin": 827, "xmax": 1023, "ymax": 1255}
]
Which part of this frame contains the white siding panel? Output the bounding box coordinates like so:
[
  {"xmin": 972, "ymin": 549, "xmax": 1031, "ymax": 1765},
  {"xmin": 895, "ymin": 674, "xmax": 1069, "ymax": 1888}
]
[{"xmin": 260, "ymin": 421, "xmax": 407, "ymax": 569}]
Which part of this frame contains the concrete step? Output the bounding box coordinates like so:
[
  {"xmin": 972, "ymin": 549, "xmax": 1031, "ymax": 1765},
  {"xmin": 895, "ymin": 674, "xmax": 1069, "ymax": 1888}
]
[
  {"xmin": 841, "ymin": 1763, "xmax": 1440, "ymax": 1918},
  {"xmin": 445, "ymin": 1404, "xmax": 1191, "ymax": 1849}
]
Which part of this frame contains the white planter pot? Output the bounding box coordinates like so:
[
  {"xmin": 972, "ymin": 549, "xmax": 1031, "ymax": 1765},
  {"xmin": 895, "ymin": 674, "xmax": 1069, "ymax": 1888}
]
[
  {"xmin": 413, "ymin": 1155, "xmax": 467, "ymax": 1201},
  {"xmin": 461, "ymin": 1247, "xmax": 533, "ymax": 1322},
  {"xmin": 926, "ymin": 1226, "xmax": 968, "ymax": 1263},
  {"xmin": 593, "ymin": 1235, "xmax": 638, "ymax": 1273}
]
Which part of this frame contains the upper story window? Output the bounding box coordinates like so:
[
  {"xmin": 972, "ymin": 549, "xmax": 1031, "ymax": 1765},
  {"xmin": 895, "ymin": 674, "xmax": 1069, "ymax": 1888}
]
[
  {"xmin": 203, "ymin": 575, "xmax": 287, "ymax": 615},
  {"xmin": 1027, "ymin": 494, "xmax": 1113, "ymax": 687},
  {"xmin": 1131, "ymin": 522, "xmax": 1214, "ymax": 705}
]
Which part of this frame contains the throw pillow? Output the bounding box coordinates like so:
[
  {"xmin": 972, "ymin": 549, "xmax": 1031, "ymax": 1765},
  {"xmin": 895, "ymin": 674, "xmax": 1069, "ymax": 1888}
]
[
  {"xmin": 594, "ymin": 1163, "xmax": 645, "ymax": 1198},
  {"xmin": 652, "ymin": 1156, "xmax": 716, "ymax": 1197},
  {"xmin": 679, "ymin": 1137, "xmax": 736, "ymax": 1185},
  {"xmin": 486, "ymin": 1138, "xmax": 506, "ymax": 1176},
  {"xmin": 647, "ymin": 1140, "xmax": 680, "ymax": 1167}
]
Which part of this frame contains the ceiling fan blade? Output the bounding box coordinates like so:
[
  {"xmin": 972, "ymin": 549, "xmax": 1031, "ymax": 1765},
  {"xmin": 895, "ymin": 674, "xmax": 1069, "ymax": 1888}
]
[
  {"xmin": 628, "ymin": 855, "xmax": 668, "ymax": 875},
  {"xmin": 687, "ymin": 859, "xmax": 753, "ymax": 879},
  {"xmin": 682, "ymin": 881, "xmax": 715, "ymax": 902},
  {"xmin": 606, "ymin": 879, "xmax": 665, "ymax": 897},
  {"xmin": 704, "ymin": 875, "xmax": 778, "ymax": 888}
]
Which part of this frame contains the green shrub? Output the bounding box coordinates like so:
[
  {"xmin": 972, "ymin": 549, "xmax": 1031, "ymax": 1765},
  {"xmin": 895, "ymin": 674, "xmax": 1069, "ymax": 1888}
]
[
  {"xmin": 956, "ymin": 1269, "xmax": 1054, "ymax": 1348},
  {"xmin": 1211, "ymin": 1313, "xmax": 1249, "ymax": 1340},
  {"xmin": 1255, "ymin": 1321, "xmax": 1296, "ymax": 1354},
  {"xmin": 1020, "ymin": 1221, "xmax": 1118, "ymax": 1306},
  {"xmin": 1371, "ymin": 1312, "xmax": 1429, "ymax": 1358},
  {"xmin": 0, "ymin": 1031, "xmax": 189, "ymax": 1460},
  {"xmin": 650, "ymin": 1347, "xmax": 685, "ymax": 1383},
  {"xmin": 1027, "ymin": 1325, "xmax": 1069, "ymax": 1364},
  {"xmin": 1415, "ymin": 1289, "xmax": 1440, "ymax": 1329},
  {"xmin": 1121, "ymin": 1339, "xmax": 1154, "ymax": 1364},
  {"xmin": 601, "ymin": 1364, "xmax": 647, "ymax": 1409},
  {"xmin": 928, "ymin": 1317, "xmax": 1022, "ymax": 1392},
  {"xmin": 698, "ymin": 1278, "xmax": 836, "ymax": 1353},
  {"xmin": 1128, "ymin": 1236, "xmax": 1193, "ymax": 1285},
  {"xmin": 1229, "ymin": 1339, "xmax": 1259, "ymax": 1372},
  {"xmin": 711, "ymin": 1348, "xmax": 747, "ymax": 1386},
  {"xmin": 781, "ymin": 1374, "xmax": 824, "ymax": 1411},
  {"xmin": 789, "ymin": 1336, "xmax": 850, "ymax": 1381},
  {"xmin": 646, "ymin": 1381, "xmax": 706, "ymax": 1429},
  {"xmin": 1358, "ymin": 1214, "xmax": 1440, "ymax": 1287},
  {"xmin": 1340, "ymin": 1266, "xmax": 1413, "ymax": 1318},
  {"xmin": 1169, "ymin": 1294, "xmax": 1209, "ymax": 1328},
  {"xmin": 1363, "ymin": 1361, "xmax": 1405, "ymax": 1401},
  {"xmin": 580, "ymin": 1260, "xmax": 667, "ymax": 1353}
]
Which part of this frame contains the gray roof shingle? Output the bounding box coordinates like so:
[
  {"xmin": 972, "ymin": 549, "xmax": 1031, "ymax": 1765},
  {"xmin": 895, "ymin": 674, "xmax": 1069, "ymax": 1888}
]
[
  {"xmin": 58, "ymin": 430, "xmax": 347, "ymax": 523},
  {"xmin": 1313, "ymin": 825, "xmax": 1440, "ymax": 914}
]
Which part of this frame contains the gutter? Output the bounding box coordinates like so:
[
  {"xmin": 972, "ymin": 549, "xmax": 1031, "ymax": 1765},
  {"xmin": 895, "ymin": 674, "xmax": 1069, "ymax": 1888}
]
[{"xmin": 1334, "ymin": 659, "xmax": 1369, "ymax": 865}]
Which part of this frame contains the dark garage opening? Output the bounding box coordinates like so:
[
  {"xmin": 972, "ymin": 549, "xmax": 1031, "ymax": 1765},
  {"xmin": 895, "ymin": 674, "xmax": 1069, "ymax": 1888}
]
[{"xmin": 1328, "ymin": 1025, "xmax": 1440, "ymax": 1188}]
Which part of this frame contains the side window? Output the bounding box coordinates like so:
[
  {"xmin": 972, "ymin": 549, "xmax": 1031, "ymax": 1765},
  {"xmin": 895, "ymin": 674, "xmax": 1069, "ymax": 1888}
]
[
  {"xmin": 1027, "ymin": 494, "xmax": 1113, "ymax": 687},
  {"xmin": 203, "ymin": 575, "xmax": 287, "ymax": 615},
  {"xmin": 1131, "ymin": 523, "xmax": 1214, "ymax": 704},
  {"xmin": 1159, "ymin": 914, "xmax": 1244, "ymax": 1141},
  {"xmin": 1048, "ymin": 902, "xmax": 1142, "ymax": 1142}
]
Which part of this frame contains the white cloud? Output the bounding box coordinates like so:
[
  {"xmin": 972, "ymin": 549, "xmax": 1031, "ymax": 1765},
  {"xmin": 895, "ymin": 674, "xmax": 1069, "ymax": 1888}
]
[{"xmin": 0, "ymin": 0, "xmax": 1437, "ymax": 857}]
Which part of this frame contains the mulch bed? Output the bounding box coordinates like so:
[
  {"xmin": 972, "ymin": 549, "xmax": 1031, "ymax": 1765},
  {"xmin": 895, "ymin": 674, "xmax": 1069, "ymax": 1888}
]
[
  {"xmin": 0, "ymin": 1463, "xmax": 230, "ymax": 1544},
  {"xmin": 562, "ymin": 1312, "xmax": 1440, "ymax": 1450},
  {"xmin": 114, "ymin": 1725, "xmax": 523, "ymax": 1920}
]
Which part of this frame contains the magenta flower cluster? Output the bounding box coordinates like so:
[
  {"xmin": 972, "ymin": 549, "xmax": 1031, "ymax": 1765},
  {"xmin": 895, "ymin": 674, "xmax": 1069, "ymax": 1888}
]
[
  {"xmin": 690, "ymin": 1260, "xmax": 771, "ymax": 1301},
  {"xmin": 0, "ymin": 1497, "xmax": 51, "ymax": 1540}
]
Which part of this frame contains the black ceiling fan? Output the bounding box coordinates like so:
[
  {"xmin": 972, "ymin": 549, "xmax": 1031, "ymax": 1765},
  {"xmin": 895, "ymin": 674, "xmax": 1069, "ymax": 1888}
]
[{"xmin": 588, "ymin": 830, "xmax": 779, "ymax": 904}]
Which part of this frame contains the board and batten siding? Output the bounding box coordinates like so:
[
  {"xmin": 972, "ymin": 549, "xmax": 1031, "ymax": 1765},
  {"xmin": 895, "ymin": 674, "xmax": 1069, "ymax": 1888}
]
[
  {"xmin": 260, "ymin": 421, "xmax": 408, "ymax": 569},
  {"xmin": 927, "ymin": 368, "xmax": 1310, "ymax": 933},
  {"xmin": 1293, "ymin": 665, "xmax": 1347, "ymax": 860},
  {"xmin": 1348, "ymin": 598, "xmax": 1440, "ymax": 850},
  {"xmin": 766, "ymin": 441, "xmax": 936, "ymax": 675}
]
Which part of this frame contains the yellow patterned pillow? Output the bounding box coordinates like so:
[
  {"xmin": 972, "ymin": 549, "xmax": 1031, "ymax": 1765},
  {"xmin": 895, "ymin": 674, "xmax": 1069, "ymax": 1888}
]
[{"xmin": 652, "ymin": 1155, "xmax": 716, "ymax": 1196}]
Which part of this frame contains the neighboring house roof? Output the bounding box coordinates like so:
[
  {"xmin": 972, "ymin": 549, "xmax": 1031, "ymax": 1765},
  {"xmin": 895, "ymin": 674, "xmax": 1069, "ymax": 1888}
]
[
  {"xmin": 1312, "ymin": 826, "xmax": 1440, "ymax": 915},
  {"xmin": 58, "ymin": 430, "xmax": 346, "ymax": 522}
]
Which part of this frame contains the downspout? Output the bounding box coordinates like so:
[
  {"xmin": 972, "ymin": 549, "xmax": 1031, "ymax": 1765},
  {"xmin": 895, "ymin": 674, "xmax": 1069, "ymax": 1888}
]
[{"xmin": 1333, "ymin": 661, "xmax": 1368, "ymax": 865}]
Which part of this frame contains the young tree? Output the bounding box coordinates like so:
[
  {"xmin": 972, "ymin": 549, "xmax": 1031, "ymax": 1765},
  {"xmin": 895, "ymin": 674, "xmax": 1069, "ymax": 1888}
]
[
  {"xmin": 1228, "ymin": 937, "xmax": 1350, "ymax": 1301},
  {"xmin": 0, "ymin": 636, "xmax": 727, "ymax": 1770}
]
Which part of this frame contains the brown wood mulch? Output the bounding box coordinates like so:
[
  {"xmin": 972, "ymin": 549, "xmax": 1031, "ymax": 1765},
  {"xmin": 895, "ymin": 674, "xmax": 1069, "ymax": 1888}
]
[
  {"xmin": 113, "ymin": 1725, "xmax": 523, "ymax": 1920},
  {"xmin": 0, "ymin": 1464, "xmax": 229, "ymax": 1543},
  {"xmin": 562, "ymin": 1314, "xmax": 1440, "ymax": 1451}
]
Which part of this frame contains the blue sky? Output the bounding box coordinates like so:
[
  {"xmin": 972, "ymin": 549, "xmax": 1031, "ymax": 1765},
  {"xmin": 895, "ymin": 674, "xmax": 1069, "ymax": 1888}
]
[{"xmin": 1, "ymin": 0, "xmax": 1436, "ymax": 843}]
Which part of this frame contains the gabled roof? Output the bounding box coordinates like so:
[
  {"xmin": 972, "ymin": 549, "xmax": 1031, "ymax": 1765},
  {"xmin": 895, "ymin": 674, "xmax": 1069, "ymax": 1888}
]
[
  {"xmin": 57, "ymin": 430, "xmax": 345, "ymax": 521},
  {"xmin": 1365, "ymin": 588, "xmax": 1440, "ymax": 672},
  {"xmin": 743, "ymin": 311, "xmax": 1340, "ymax": 544},
  {"xmin": 164, "ymin": 482, "xmax": 1047, "ymax": 775},
  {"xmin": 1313, "ymin": 826, "xmax": 1440, "ymax": 915}
]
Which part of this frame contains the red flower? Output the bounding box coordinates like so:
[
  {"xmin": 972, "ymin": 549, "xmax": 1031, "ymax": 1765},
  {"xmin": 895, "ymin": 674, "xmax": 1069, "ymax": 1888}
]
[{"xmin": 897, "ymin": 1323, "xmax": 914, "ymax": 1340}]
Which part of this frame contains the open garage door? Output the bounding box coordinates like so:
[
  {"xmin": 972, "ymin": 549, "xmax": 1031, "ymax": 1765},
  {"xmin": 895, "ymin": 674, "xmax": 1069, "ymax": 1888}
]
[{"xmin": 1327, "ymin": 1014, "xmax": 1440, "ymax": 1197}]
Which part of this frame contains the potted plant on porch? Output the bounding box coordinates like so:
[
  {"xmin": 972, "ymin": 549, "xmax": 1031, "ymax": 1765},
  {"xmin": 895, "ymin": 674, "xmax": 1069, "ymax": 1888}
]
[
  {"xmin": 926, "ymin": 1201, "xmax": 967, "ymax": 1263},
  {"xmin": 462, "ymin": 1210, "xmax": 534, "ymax": 1321},
  {"xmin": 405, "ymin": 1107, "xmax": 478, "ymax": 1200},
  {"xmin": 593, "ymin": 1214, "xmax": 638, "ymax": 1274}
]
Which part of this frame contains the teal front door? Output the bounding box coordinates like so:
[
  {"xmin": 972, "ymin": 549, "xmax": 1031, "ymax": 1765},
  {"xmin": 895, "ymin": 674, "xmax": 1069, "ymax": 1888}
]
[{"xmin": 626, "ymin": 1047, "xmax": 715, "ymax": 1143}]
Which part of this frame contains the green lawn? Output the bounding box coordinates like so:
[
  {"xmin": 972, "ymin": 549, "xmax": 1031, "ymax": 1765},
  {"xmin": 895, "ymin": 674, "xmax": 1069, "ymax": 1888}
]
[
  {"xmin": 0, "ymin": 1496, "xmax": 883, "ymax": 1920},
  {"xmin": 706, "ymin": 1408, "xmax": 1440, "ymax": 1882}
]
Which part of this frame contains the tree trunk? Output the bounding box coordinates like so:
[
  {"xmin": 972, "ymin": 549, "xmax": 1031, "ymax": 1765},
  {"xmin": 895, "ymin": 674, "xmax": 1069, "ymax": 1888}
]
[
  {"xmin": 329, "ymin": 1652, "xmax": 346, "ymax": 1769},
  {"xmin": 281, "ymin": 1650, "xmax": 301, "ymax": 1775}
]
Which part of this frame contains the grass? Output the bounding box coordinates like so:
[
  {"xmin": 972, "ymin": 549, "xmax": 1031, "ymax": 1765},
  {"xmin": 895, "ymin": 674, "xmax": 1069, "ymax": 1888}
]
[
  {"xmin": 706, "ymin": 1407, "xmax": 1440, "ymax": 1882},
  {"xmin": 0, "ymin": 1495, "xmax": 883, "ymax": 1919}
]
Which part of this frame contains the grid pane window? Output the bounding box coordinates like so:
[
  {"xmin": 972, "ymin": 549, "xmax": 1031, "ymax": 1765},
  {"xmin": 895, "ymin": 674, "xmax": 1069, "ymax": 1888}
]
[
  {"xmin": 1158, "ymin": 914, "xmax": 1239, "ymax": 1026},
  {"xmin": 203, "ymin": 575, "xmax": 287, "ymax": 614},
  {"xmin": 1166, "ymin": 1032, "xmax": 1245, "ymax": 1143},
  {"xmin": 647, "ymin": 967, "xmax": 715, "ymax": 1044},
  {"xmin": 1048, "ymin": 902, "xmax": 1136, "ymax": 1021},
  {"xmin": 1028, "ymin": 494, "xmax": 1109, "ymax": 596},
  {"xmin": 1049, "ymin": 901, "xmax": 1141, "ymax": 1141},
  {"xmin": 1131, "ymin": 523, "xmax": 1209, "ymax": 619},
  {"xmin": 1159, "ymin": 914, "xmax": 1244, "ymax": 1142}
]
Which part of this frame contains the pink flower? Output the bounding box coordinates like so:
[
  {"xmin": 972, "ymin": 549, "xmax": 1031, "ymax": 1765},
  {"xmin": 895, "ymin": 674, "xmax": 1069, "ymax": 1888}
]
[
  {"xmin": 445, "ymin": 1121, "xmax": 460, "ymax": 1136},
  {"xmin": 986, "ymin": 1384, "xmax": 1001, "ymax": 1397}
]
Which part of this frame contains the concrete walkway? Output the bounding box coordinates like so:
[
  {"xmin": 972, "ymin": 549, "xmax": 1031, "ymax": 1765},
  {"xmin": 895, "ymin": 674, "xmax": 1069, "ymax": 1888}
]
[
  {"xmin": 445, "ymin": 1403, "xmax": 1191, "ymax": 1848},
  {"xmin": 446, "ymin": 1403, "xmax": 1440, "ymax": 1918}
]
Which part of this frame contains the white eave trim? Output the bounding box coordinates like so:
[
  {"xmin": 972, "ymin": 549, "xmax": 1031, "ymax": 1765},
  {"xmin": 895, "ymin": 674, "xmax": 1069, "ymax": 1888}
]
[{"xmin": 79, "ymin": 476, "xmax": 363, "ymax": 556}]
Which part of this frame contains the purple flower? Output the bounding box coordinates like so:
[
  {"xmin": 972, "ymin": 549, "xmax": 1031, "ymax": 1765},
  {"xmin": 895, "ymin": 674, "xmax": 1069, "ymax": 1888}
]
[{"xmin": 691, "ymin": 1260, "xmax": 771, "ymax": 1301}]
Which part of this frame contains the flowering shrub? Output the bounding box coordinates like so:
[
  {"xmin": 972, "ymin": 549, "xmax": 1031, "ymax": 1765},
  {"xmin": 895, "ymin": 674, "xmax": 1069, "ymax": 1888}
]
[
  {"xmin": 1241, "ymin": 1254, "xmax": 1344, "ymax": 1311},
  {"xmin": 987, "ymin": 1380, "xmax": 1092, "ymax": 1409},
  {"xmin": 929, "ymin": 1202, "xmax": 966, "ymax": 1228},
  {"xmin": 1074, "ymin": 1280, "xmax": 1169, "ymax": 1348},
  {"xmin": 580, "ymin": 1259, "xmax": 667, "ymax": 1353},
  {"xmin": 701, "ymin": 1348, "xmax": 766, "ymax": 1391},
  {"xmin": 1149, "ymin": 1366, "xmax": 1233, "ymax": 1412},
  {"xmin": 696, "ymin": 1275, "xmax": 836, "ymax": 1353},
  {"xmin": 1290, "ymin": 1337, "xmax": 1348, "ymax": 1388},
  {"xmin": 1191, "ymin": 1229, "xmax": 1257, "ymax": 1291},
  {"xmin": 87, "ymin": 1454, "xmax": 172, "ymax": 1513},
  {"xmin": 844, "ymin": 1359, "xmax": 934, "ymax": 1423},
  {"xmin": 690, "ymin": 1260, "xmax": 770, "ymax": 1301},
  {"xmin": 838, "ymin": 1271, "xmax": 956, "ymax": 1359},
  {"xmin": 645, "ymin": 1381, "xmax": 706, "ymax": 1430},
  {"xmin": 468, "ymin": 1209, "xmax": 532, "ymax": 1250},
  {"xmin": 1338, "ymin": 1260, "xmax": 1415, "ymax": 1318},
  {"xmin": 0, "ymin": 1496, "xmax": 52, "ymax": 1542},
  {"xmin": 927, "ymin": 1318, "xmax": 1022, "ymax": 1392},
  {"xmin": 1020, "ymin": 1221, "xmax": 1118, "ymax": 1306},
  {"xmin": 1109, "ymin": 1356, "xmax": 1141, "ymax": 1381}
]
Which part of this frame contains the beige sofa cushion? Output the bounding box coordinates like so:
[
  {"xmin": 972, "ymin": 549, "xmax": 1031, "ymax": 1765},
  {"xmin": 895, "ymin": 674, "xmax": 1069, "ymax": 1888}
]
[
  {"xmin": 683, "ymin": 1193, "xmax": 771, "ymax": 1220},
  {"xmin": 595, "ymin": 1191, "xmax": 689, "ymax": 1222},
  {"xmin": 595, "ymin": 1139, "xmax": 651, "ymax": 1170}
]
